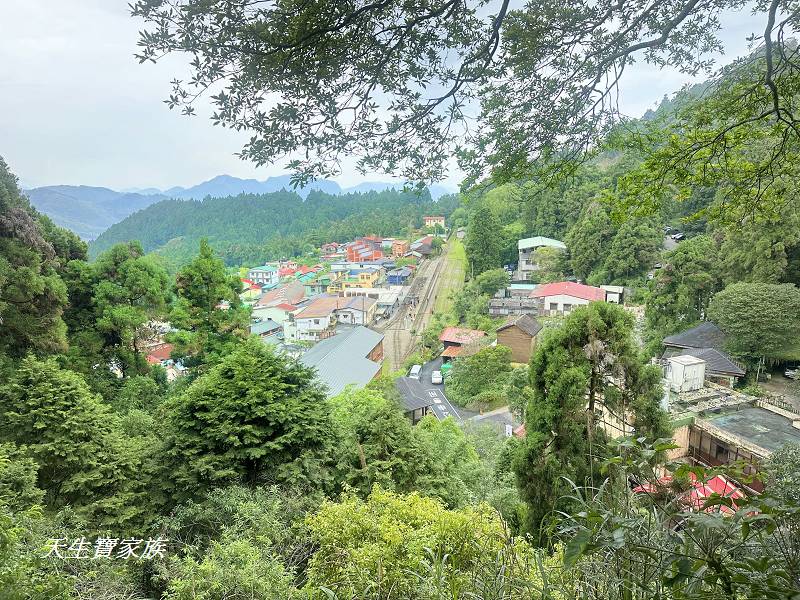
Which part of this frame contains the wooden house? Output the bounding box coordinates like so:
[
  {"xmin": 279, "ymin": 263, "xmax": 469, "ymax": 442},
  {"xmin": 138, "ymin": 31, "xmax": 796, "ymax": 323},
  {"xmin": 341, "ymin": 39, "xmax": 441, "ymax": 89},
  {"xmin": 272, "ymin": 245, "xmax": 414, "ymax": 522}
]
[{"xmin": 496, "ymin": 314, "xmax": 542, "ymax": 363}]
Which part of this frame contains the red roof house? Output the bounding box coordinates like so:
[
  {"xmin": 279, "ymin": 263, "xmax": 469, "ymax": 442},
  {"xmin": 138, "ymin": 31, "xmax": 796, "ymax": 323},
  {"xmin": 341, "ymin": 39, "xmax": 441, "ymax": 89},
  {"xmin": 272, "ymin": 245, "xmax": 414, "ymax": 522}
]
[
  {"xmin": 438, "ymin": 327, "xmax": 486, "ymax": 361},
  {"xmin": 439, "ymin": 327, "xmax": 487, "ymax": 345},
  {"xmin": 529, "ymin": 281, "xmax": 607, "ymax": 315},
  {"xmin": 633, "ymin": 473, "xmax": 744, "ymax": 515},
  {"xmin": 146, "ymin": 343, "xmax": 174, "ymax": 365}
]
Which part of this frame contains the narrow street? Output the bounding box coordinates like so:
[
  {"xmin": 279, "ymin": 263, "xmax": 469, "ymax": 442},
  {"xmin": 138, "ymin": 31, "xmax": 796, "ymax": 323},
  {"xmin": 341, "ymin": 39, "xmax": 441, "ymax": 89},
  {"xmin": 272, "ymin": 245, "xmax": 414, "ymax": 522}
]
[{"xmin": 395, "ymin": 357, "xmax": 463, "ymax": 422}]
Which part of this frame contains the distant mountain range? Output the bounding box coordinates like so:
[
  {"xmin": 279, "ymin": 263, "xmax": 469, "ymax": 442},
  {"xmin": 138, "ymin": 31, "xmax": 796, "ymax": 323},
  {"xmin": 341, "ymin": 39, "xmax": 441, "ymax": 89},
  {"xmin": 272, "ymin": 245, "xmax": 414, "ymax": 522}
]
[
  {"xmin": 25, "ymin": 174, "xmax": 456, "ymax": 240},
  {"xmin": 24, "ymin": 186, "xmax": 169, "ymax": 240}
]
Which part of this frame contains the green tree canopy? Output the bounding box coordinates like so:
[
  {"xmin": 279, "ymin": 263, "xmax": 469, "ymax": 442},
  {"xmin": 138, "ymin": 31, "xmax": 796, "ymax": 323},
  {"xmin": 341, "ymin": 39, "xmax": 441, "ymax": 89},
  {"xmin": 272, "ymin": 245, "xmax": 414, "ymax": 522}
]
[
  {"xmin": 465, "ymin": 202, "xmax": 503, "ymax": 275},
  {"xmin": 304, "ymin": 486, "xmax": 528, "ymax": 599},
  {"xmin": 446, "ymin": 345, "xmax": 513, "ymax": 407},
  {"xmin": 86, "ymin": 242, "xmax": 171, "ymax": 376},
  {"xmin": 645, "ymin": 235, "xmax": 722, "ymax": 348},
  {"xmin": 131, "ymin": 0, "xmax": 792, "ymax": 221},
  {"xmin": 0, "ymin": 357, "xmax": 140, "ymax": 527},
  {"xmin": 708, "ymin": 282, "xmax": 800, "ymax": 363},
  {"xmin": 168, "ymin": 239, "xmax": 250, "ymax": 371},
  {"xmin": 515, "ymin": 302, "xmax": 668, "ymax": 541},
  {"xmin": 565, "ymin": 204, "xmax": 615, "ymax": 281},
  {"xmin": 593, "ymin": 219, "xmax": 662, "ymax": 285},
  {"xmin": 165, "ymin": 338, "xmax": 333, "ymax": 501},
  {"xmin": 329, "ymin": 387, "xmax": 422, "ymax": 497},
  {"xmin": 0, "ymin": 157, "xmax": 81, "ymax": 359}
]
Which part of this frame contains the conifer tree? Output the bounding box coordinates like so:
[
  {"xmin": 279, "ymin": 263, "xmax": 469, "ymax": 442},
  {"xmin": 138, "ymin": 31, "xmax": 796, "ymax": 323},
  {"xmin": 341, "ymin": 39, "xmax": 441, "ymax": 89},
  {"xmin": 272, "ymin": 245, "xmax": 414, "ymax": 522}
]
[
  {"xmin": 168, "ymin": 239, "xmax": 250, "ymax": 371},
  {"xmin": 165, "ymin": 339, "xmax": 333, "ymax": 501}
]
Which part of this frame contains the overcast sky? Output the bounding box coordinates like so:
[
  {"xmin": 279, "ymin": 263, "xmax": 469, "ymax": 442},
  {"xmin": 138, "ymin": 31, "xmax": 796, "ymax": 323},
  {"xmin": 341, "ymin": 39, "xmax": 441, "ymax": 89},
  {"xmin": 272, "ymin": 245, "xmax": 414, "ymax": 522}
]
[{"xmin": 0, "ymin": 1, "xmax": 760, "ymax": 190}]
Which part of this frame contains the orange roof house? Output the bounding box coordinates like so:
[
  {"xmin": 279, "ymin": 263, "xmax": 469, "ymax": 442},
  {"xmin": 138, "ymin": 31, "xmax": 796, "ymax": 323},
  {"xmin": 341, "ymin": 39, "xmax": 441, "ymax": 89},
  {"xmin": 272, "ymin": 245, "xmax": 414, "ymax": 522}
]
[
  {"xmin": 438, "ymin": 327, "xmax": 486, "ymax": 361},
  {"xmin": 439, "ymin": 327, "xmax": 487, "ymax": 346}
]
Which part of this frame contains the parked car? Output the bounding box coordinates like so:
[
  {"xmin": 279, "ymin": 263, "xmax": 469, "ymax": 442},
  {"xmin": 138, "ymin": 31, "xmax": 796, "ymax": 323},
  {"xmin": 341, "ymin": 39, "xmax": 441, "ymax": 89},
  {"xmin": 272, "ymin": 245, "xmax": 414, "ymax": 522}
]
[
  {"xmin": 431, "ymin": 370, "xmax": 443, "ymax": 385},
  {"xmin": 785, "ymin": 367, "xmax": 799, "ymax": 380},
  {"xmin": 671, "ymin": 232, "xmax": 685, "ymax": 240},
  {"xmin": 654, "ymin": 262, "xmax": 662, "ymax": 269},
  {"xmin": 409, "ymin": 364, "xmax": 422, "ymax": 379}
]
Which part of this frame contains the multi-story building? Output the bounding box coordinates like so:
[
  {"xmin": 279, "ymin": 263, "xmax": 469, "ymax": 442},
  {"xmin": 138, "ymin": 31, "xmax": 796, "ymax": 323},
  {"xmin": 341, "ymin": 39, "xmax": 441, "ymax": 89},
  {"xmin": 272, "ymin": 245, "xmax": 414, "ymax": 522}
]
[
  {"xmin": 288, "ymin": 295, "xmax": 378, "ymax": 341},
  {"xmin": 392, "ymin": 239, "xmax": 410, "ymax": 257},
  {"xmin": 516, "ymin": 236, "xmax": 566, "ymax": 281},
  {"xmin": 326, "ymin": 267, "xmax": 383, "ymax": 293},
  {"xmin": 290, "ymin": 297, "xmax": 340, "ymax": 341},
  {"xmin": 423, "ymin": 215, "xmax": 446, "ymax": 229},
  {"xmin": 247, "ymin": 264, "xmax": 279, "ymax": 287},
  {"xmin": 346, "ymin": 237, "xmax": 384, "ymax": 262}
]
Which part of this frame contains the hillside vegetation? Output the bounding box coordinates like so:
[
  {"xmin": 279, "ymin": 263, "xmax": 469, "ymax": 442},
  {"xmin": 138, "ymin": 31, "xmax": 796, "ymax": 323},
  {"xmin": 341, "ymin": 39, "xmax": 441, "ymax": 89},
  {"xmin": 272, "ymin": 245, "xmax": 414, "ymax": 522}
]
[
  {"xmin": 25, "ymin": 185, "xmax": 167, "ymax": 239},
  {"xmin": 90, "ymin": 188, "xmax": 459, "ymax": 267}
]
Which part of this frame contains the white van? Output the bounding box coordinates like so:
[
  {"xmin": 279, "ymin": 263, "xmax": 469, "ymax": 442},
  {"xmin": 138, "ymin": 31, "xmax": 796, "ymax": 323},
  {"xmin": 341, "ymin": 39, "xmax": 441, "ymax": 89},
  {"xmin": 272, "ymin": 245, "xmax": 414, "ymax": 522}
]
[{"xmin": 409, "ymin": 365, "xmax": 422, "ymax": 379}]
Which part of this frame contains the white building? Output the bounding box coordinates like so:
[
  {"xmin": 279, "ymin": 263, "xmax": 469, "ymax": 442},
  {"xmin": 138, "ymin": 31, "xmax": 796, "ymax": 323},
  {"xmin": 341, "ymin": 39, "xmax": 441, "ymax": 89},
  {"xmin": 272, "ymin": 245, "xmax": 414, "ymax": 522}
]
[
  {"xmin": 529, "ymin": 281, "xmax": 607, "ymax": 315},
  {"xmin": 517, "ymin": 236, "xmax": 566, "ymax": 281},
  {"xmin": 247, "ymin": 264, "xmax": 279, "ymax": 287},
  {"xmin": 344, "ymin": 286, "xmax": 403, "ymax": 318},
  {"xmin": 289, "ymin": 296, "xmax": 378, "ymax": 341},
  {"xmin": 667, "ymin": 355, "xmax": 706, "ymax": 393},
  {"xmin": 601, "ymin": 285, "xmax": 625, "ymax": 304}
]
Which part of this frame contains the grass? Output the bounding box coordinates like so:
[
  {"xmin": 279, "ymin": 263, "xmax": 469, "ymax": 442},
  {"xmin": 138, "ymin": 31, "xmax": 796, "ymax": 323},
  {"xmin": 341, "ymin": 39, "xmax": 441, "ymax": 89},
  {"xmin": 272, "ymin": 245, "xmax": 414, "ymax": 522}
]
[{"xmin": 433, "ymin": 239, "xmax": 467, "ymax": 315}]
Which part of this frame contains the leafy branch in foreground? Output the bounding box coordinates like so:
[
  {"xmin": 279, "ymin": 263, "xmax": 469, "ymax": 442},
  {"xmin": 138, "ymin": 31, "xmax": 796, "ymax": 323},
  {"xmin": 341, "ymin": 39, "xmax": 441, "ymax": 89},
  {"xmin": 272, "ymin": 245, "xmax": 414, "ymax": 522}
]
[
  {"xmin": 557, "ymin": 437, "xmax": 800, "ymax": 600},
  {"xmin": 131, "ymin": 0, "xmax": 799, "ymax": 208},
  {"xmin": 614, "ymin": 41, "xmax": 800, "ymax": 226}
]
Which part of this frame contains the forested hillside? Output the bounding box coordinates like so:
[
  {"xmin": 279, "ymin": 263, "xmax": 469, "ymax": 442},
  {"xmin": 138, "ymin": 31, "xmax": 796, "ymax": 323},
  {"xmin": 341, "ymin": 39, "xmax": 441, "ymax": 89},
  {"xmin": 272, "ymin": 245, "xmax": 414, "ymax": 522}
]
[
  {"xmin": 25, "ymin": 185, "xmax": 167, "ymax": 240},
  {"xmin": 90, "ymin": 188, "xmax": 459, "ymax": 266}
]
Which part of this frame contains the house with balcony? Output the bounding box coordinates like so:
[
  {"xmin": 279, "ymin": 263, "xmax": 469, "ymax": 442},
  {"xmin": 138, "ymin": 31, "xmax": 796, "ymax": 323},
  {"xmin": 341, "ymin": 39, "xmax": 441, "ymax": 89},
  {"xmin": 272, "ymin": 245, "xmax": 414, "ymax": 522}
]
[
  {"xmin": 289, "ymin": 295, "xmax": 379, "ymax": 341},
  {"xmin": 516, "ymin": 236, "xmax": 566, "ymax": 281},
  {"xmin": 290, "ymin": 297, "xmax": 341, "ymax": 341},
  {"xmin": 247, "ymin": 264, "xmax": 279, "ymax": 287}
]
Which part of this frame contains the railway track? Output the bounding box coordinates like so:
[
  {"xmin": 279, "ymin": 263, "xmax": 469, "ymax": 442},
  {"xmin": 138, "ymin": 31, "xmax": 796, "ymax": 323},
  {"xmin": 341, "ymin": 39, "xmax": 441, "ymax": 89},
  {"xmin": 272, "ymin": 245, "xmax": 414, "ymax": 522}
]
[{"xmin": 374, "ymin": 252, "xmax": 446, "ymax": 370}]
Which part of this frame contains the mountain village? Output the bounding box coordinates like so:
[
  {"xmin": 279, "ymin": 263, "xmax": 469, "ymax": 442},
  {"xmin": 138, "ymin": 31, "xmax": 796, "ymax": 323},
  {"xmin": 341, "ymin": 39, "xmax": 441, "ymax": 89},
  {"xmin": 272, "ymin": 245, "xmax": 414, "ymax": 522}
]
[{"xmin": 137, "ymin": 220, "xmax": 800, "ymax": 503}]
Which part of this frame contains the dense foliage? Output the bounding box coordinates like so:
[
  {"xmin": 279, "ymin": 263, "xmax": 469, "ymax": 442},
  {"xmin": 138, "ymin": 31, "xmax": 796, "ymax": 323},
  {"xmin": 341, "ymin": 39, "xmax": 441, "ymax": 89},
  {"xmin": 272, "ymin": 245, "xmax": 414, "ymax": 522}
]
[
  {"xmin": 516, "ymin": 303, "xmax": 669, "ymax": 542},
  {"xmin": 90, "ymin": 189, "xmax": 459, "ymax": 268}
]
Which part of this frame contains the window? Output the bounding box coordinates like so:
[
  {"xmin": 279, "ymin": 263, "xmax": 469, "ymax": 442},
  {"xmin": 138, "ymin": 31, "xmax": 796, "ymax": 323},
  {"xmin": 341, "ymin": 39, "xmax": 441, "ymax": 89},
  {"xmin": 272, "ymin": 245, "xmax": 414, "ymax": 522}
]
[
  {"xmin": 715, "ymin": 444, "xmax": 727, "ymax": 460},
  {"xmin": 563, "ymin": 303, "xmax": 572, "ymax": 312},
  {"xmin": 314, "ymin": 319, "xmax": 320, "ymax": 325},
  {"xmin": 549, "ymin": 303, "xmax": 558, "ymax": 312}
]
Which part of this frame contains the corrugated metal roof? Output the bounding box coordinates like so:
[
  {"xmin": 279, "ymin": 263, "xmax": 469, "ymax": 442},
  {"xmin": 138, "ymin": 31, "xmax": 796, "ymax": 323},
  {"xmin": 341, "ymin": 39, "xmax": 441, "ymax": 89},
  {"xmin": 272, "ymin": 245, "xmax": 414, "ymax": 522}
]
[
  {"xmin": 518, "ymin": 236, "xmax": 566, "ymax": 250},
  {"xmin": 300, "ymin": 326, "xmax": 384, "ymax": 397},
  {"xmin": 529, "ymin": 281, "xmax": 605, "ymax": 301},
  {"xmin": 663, "ymin": 322, "xmax": 726, "ymax": 350},
  {"xmin": 250, "ymin": 319, "xmax": 281, "ymax": 336}
]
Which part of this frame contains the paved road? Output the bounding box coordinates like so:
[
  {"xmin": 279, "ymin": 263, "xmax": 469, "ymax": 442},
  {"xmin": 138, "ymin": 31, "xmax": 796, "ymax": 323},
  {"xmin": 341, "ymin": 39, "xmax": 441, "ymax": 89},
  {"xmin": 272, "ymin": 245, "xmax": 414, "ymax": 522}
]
[
  {"xmin": 663, "ymin": 235, "xmax": 678, "ymax": 251},
  {"xmin": 396, "ymin": 357, "xmax": 464, "ymax": 422}
]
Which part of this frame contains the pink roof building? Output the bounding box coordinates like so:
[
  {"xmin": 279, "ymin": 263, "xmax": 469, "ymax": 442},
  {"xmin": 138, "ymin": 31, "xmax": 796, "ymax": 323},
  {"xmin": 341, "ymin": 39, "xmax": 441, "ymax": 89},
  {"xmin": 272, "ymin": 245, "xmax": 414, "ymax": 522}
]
[{"xmin": 529, "ymin": 281, "xmax": 607, "ymax": 302}]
